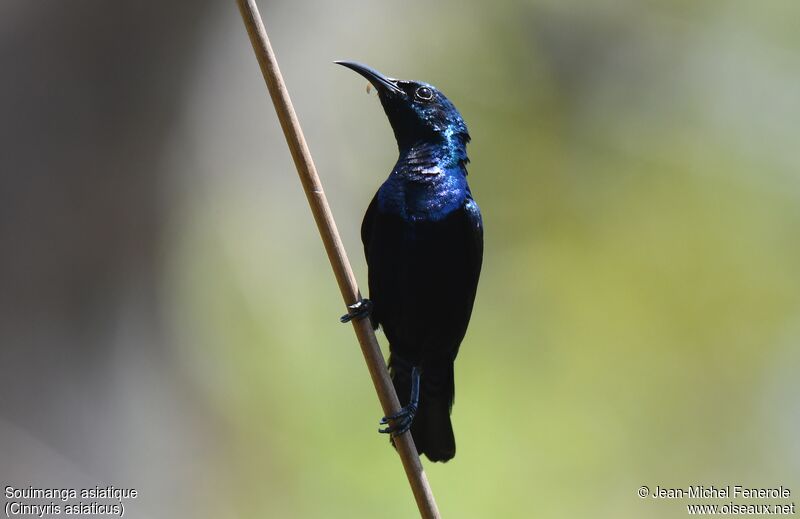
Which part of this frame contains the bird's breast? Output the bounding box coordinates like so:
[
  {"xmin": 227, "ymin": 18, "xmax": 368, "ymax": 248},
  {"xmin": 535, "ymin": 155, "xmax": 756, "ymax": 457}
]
[{"xmin": 377, "ymin": 170, "xmax": 467, "ymax": 222}]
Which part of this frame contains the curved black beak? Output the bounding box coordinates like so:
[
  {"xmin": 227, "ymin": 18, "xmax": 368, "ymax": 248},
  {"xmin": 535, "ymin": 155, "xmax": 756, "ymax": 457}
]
[{"xmin": 335, "ymin": 60, "xmax": 404, "ymax": 95}]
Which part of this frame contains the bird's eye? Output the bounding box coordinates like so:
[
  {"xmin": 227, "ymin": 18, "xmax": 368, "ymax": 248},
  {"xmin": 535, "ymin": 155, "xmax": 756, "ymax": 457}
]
[{"xmin": 415, "ymin": 86, "xmax": 433, "ymax": 101}]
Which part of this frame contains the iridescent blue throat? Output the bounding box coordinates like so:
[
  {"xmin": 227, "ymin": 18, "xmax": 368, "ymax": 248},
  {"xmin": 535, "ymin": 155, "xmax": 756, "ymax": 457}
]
[{"xmin": 377, "ymin": 131, "xmax": 470, "ymax": 222}]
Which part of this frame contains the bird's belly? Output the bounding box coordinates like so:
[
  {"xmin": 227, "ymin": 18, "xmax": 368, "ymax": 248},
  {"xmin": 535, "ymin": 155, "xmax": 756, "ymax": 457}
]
[{"xmin": 370, "ymin": 211, "xmax": 475, "ymax": 364}]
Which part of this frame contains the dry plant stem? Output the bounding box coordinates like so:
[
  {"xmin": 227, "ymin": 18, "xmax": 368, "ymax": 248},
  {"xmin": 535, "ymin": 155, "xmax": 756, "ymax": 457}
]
[{"xmin": 235, "ymin": 1, "xmax": 441, "ymax": 518}]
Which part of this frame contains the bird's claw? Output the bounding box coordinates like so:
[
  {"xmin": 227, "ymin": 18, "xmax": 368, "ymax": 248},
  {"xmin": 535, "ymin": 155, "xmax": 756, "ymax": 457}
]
[
  {"xmin": 378, "ymin": 365, "xmax": 421, "ymax": 436},
  {"xmin": 340, "ymin": 298, "xmax": 372, "ymax": 323},
  {"xmin": 378, "ymin": 404, "xmax": 417, "ymax": 436}
]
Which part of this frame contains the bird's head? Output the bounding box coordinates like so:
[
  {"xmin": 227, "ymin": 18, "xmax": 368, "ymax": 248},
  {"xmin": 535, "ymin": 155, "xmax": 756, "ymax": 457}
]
[{"xmin": 336, "ymin": 61, "xmax": 469, "ymax": 152}]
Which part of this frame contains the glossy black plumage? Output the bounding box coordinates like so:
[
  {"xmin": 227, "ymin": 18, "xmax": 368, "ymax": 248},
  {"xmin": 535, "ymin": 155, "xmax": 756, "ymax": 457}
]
[{"xmin": 338, "ymin": 61, "xmax": 483, "ymax": 462}]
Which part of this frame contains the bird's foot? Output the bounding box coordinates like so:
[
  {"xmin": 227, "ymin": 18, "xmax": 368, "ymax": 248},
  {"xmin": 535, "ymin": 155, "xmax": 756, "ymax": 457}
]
[
  {"xmin": 340, "ymin": 298, "xmax": 372, "ymax": 323},
  {"xmin": 378, "ymin": 366, "xmax": 421, "ymax": 437},
  {"xmin": 379, "ymin": 403, "xmax": 417, "ymax": 436}
]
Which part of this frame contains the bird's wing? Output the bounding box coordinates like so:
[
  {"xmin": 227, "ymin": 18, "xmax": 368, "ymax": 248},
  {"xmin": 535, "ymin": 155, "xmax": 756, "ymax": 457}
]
[
  {"xmin": 445, "ymin": 196, "xmax": 484, "ymax": 360},
  {"xmin": 360, "ymin": 193, "xmax": 381, "ymax": 329},
  {"xmin": 463, "ymin": 197, "xmax": 484, "ymax": 281},
  {"xmin": 360, "ymin": 193, "xmax": 379, "ymax": 262}
]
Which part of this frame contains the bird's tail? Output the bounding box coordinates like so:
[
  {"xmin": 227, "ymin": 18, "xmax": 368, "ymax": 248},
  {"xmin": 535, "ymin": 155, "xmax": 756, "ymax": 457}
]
[{"xmin": 389, "ymin": 355, "xmax": 456, "ymax": 462}]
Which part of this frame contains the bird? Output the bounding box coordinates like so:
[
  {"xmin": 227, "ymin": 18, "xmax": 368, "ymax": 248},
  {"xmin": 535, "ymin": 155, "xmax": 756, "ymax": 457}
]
[{"xmin": 337, "ymin": 61, "xmax": 483, "ymax": 462}]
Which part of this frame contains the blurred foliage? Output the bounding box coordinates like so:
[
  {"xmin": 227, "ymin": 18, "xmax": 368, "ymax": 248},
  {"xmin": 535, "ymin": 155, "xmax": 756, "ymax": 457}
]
[{"xmin": 166, "ymin": 0, "xmax": 800, "ymax": 517}]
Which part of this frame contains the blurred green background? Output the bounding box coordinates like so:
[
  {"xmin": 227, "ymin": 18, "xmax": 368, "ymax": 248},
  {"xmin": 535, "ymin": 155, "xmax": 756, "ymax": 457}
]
[{"xmin": 2, "ymin": 1, "xmax": 799, "ymax": 517}]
